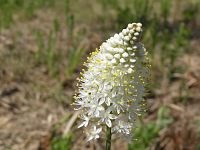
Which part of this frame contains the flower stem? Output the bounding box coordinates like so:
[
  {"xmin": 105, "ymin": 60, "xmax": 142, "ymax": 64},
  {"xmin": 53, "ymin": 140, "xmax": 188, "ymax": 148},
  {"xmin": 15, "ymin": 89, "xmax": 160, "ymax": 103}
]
[{"xmin": 106, "ymin": 126, "xmax": 112, "ymax": 150}]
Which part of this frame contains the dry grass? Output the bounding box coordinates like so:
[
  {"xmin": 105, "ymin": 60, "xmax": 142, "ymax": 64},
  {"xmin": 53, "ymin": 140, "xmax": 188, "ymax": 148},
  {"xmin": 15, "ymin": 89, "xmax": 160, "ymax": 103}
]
[{"xmin": 0, "ymin": 0, "xmax": 200, "ymax": 150}]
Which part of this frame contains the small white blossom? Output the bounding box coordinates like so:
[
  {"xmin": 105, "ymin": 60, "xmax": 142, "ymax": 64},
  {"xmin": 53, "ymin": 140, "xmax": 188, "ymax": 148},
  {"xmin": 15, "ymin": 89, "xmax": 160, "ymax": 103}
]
[
  {"xmin": 113, "ymin": 121, "xmax": 133, "ymax": 135},
  {"xmin": 122, "ymin": 52, "xmax": 129, "ymax": 58},
  {"xmin": 124, "ymin": 64, "xmax": 129, "ymax": 68},
  {"xmin": 130, "ymin": 40, "xmax": 134, "ymax": 44},
  {"xmin": 130, "ymin": 29, "xmax": 134, "ymax": 34},
  {"xmin": 105, "ymin": 53, "xmax": 113, "ymax": 60},
  {"xmin": 137, "ymin": 23, "xmax": 142, "ymax": 27},
  {"xmin": 127, "ymin": 47, "xmax": 132, "ymax": 51},
  {"xmin": 128, "ymin": 23, "xmax": 133, "ymax": 29},
  {"xmin": 136, "ymin": 26, "xmax": 141, "ymax": 32},
  {"xmin": 124, "ymin": 36, "xmax": 130, "ymax": 41},
  {"xmin": 134, "ymin": 32, "xmax": 139, "ymax": 36},
  {"xmin": 114, "ymin": 54, "xmax": 121, "ymax": 59},
  {"xmin": 132, "ymin": 37, "xmax": 137, "ymax": 40},
  {"xmin": 87, "ymin": 99, "xmax": 105, "ymax": 117},
  {"xmin": 87, "ymin": 126, "xmax": 102, "ymax": 141},
  {"xmin": 78, "ymin": 115, "xmax": 90, "ymax": 128},
  {"xmin": 128, "ymin": 68, "xmax": 133, "ymax": 74},
  {"xmin": 130, "ymin": 59, "xmax": 136, "ymax": 63},
  {"xmin": 74, "ymin": 23, "xmax": 150, "ymax": 141},
  {"xmin": 122, "ymin": 29, "xmax": 128, "ymax": 35},
  {"xmin": 131, "ymin": 53, "xmax": 135, "ymax": 56},
  {"xmin": 120, "ymin": 58, "xmax": 126, "ymax": 63},
  {"xmin": 111, "ymin": 58, "xmax": 117, "ymax": 64},
  {"xmin": 116, "ymin": 48, "xmax": 124, "ymax": 53},
  {"xmin": 133, "ymin": 46, "xmax": 137, "ymax": 49},
  {"xmin": 100, "ymin": 109, "xmax": 117, "ymax": 127}
]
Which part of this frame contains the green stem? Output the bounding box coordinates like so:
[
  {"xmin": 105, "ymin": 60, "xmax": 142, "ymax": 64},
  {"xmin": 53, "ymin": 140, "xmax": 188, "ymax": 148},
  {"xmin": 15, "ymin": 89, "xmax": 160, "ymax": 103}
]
[{"xmin": 106, "ymin": 126, "xmax": 112, "ymax": 150}]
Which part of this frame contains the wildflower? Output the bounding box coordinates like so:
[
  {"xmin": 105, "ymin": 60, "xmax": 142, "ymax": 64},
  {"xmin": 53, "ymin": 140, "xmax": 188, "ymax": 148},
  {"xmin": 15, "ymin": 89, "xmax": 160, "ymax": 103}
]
[
  {"xmin": 74, "ymin": 23, "xmax": 150, "ymax": 141},
  {"xmin": 78, "ymin": 115, "xmax": 90, "ymax": 128},
  {"xmin": 87, "ymin": 126, "xmax": 102, "ymax": 141},
  {"xmin": 113, "ymin": 120, "xmax": 133, "ymax": 135}
]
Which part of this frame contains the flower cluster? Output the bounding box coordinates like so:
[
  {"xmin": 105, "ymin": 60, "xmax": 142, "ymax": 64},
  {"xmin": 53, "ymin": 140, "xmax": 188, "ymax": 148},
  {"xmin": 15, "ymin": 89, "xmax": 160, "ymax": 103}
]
[{"xmin": 74, "ymin": 23, "xmax": 150, "ymax": 141}]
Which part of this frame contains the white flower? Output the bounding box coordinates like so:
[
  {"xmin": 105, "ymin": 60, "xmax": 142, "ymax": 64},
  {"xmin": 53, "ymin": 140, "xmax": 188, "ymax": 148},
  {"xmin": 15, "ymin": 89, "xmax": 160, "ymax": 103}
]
[
  {"xmin": 114, "ymin": 54, "xmax": 121, "ymax": 59},
  {"xmin": 113, "ymin": 120, "xmax": 133, "ymax": 135},
  {"xmin": 74, "ymin": 23, "xmax": 150, "ymax": 141},
  {"xmin": 128, "ymin": 68, "xmax": 133, "ymax": 74},
  {"xmin": 120, "ymin": 58, "xmax": 126, "ymax": 63},
  {"xmin": 100, "ymin": 109, "xmax": 117, "ymax": 127},
  {"xmin": 78, "ymin": 115, "xmax": 90, "ymax": 128},
  {"xmin": 87, "ymin": 99, "xmax": 105, "ymax": 117},
  {"xmin": 122, "ymin": 52, "xmax": 129, "ymax": 58},
  {"xmin": 87, "ymin": 126, "xmax": 102, "ymax": 141}
]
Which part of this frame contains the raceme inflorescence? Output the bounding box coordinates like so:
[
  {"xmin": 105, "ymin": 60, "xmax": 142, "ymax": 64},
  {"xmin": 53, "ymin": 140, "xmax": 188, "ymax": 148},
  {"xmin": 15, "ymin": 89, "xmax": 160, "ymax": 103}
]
[{"xmin": 74, "ymin": 23, "xmax": 150, "ymax": 141}]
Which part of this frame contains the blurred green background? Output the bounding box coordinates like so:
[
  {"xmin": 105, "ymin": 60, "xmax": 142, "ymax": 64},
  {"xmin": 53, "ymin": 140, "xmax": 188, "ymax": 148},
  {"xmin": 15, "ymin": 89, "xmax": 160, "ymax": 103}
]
[{"xmin": 0, "ymin": 0, "xmax": 200, "ymax": 150}]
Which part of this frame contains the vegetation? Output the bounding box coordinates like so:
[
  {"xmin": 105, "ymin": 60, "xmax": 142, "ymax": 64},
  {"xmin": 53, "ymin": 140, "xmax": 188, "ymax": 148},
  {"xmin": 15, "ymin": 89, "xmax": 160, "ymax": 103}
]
[{"xmin": 0, "ymin": 0, "xmax": 200, "ymax": 149}]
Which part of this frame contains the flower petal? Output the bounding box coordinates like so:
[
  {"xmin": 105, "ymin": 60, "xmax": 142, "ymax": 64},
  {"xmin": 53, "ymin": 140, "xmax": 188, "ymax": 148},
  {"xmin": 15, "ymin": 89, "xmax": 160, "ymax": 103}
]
[
  {"xmin": 109, "ymin": 114, "xmax": 117, "ymax": 120},
  {"xmin": 78, "ymin": 121, "xmax": 85, "ymax": 128},
  {"xmin": 105, "ymin": 119, "xmax": 112, "ymax": 127}
]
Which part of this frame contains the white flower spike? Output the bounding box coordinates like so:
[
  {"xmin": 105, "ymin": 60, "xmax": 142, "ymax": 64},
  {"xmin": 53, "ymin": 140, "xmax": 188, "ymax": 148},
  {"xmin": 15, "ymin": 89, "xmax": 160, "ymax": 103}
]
[{"xmin": 74, "ymin": 23, "xmax": 150, "ymax": 141}]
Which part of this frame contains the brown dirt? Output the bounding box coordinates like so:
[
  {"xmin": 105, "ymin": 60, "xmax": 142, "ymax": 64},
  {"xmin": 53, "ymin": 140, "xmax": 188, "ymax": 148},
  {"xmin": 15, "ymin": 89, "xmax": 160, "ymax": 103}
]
[{"xmin": 0, "ymin": 4, "xmax": 200, "ymax": 150}]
